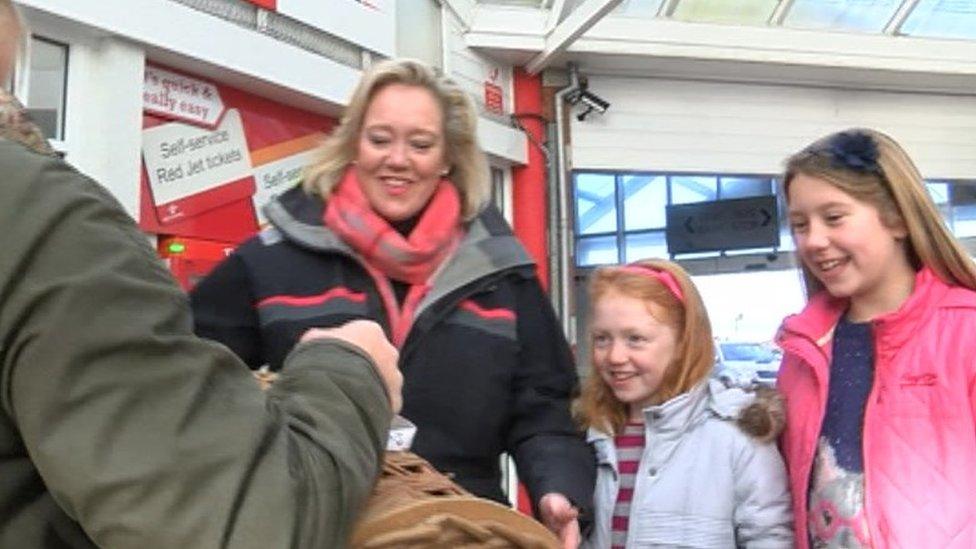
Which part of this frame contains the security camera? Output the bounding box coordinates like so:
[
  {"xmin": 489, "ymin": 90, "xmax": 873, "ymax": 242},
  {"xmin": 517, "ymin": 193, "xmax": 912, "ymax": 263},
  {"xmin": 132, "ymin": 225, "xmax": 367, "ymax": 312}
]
[{"xmin": 579, "ymin": 91, "xmax": 609, "ymax": 114}]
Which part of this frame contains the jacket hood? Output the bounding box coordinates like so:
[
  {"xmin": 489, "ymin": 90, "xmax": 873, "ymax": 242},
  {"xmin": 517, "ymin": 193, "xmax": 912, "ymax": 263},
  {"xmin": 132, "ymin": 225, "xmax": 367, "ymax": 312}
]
[
  {"xmin": 708, "ymin": 380, "xmax": 785, "ymax": 443},
  {"xmin": 587, "ymin": 379, "xmax": 785, "ymax": 443},
  {"xmin": 734, "ymin": 386, "xmax": 785, "ymax": 443},
  {"xmin": 776, "ymin": 267, "xmax": 976, "ymax": 358}
]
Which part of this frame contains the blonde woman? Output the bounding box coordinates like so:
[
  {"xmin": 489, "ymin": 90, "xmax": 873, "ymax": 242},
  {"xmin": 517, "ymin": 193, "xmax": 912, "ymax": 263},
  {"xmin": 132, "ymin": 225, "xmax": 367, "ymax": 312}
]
[{"xmin": 190, "ymin": 58, "xmax": 594, "ymax": 546}]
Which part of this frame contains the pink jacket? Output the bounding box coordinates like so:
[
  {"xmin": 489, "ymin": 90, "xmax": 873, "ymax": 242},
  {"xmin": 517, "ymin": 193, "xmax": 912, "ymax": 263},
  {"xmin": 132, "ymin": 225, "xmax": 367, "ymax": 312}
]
[{"xmin": 776, "ymin": 267, "xmax": 976, "ymax": 549}]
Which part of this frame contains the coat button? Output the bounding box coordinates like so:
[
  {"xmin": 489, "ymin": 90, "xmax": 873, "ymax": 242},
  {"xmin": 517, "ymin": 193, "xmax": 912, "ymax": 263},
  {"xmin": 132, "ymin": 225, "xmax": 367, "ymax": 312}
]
[
  {"xmin": 650, "ymin": 411, "xmax": 662, "ymax": 420},
  {"xmin": 648, "ymin": 467, "xmax": 657, "ymax": 476}
]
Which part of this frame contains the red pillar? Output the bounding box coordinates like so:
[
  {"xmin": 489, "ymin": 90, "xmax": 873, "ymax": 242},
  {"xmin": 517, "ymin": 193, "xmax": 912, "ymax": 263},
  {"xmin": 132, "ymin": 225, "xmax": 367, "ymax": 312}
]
[
  {"xmin": 511, "ymin": 68, "xmax": 550, "ymax": 290},
  {"xmin": 512, "ymin": 69, "xmax": 550, "ymax": 517}
]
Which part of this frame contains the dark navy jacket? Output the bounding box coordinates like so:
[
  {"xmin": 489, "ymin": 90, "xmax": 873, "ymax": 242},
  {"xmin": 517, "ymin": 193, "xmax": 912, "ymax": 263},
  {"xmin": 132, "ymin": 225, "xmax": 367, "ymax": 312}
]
[{"xmin": 190, "ymin": 185, "xmax": 595, "ymax": 515}]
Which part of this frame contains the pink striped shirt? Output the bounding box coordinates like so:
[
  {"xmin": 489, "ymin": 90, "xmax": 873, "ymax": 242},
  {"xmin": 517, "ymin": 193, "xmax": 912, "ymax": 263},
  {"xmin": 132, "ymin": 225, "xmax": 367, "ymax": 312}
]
[{"xmin": 611, "ymin": 422, "xmax": 645, "ymax": 549}]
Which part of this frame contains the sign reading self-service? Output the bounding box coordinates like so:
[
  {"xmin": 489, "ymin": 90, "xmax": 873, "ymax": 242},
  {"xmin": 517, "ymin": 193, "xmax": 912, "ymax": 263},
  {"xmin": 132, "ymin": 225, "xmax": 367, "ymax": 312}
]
[{"xmin": 142, "ymin": 109, "xmax": 254, "ymax": 224}]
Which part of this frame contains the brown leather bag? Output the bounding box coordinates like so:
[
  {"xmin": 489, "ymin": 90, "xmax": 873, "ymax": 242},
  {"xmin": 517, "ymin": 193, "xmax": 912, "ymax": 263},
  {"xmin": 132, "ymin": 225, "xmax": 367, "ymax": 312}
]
[
  {"xmin": 350, "ymin": 451, "xmax": 560, "ymax": 549},
  {"xmin": 253, "ymin": 370, "xmax": 559, "ymax": 548}
]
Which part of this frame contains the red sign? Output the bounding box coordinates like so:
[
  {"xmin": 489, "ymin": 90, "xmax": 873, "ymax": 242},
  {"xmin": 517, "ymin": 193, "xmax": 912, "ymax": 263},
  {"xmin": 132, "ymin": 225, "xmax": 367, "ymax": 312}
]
[
  {"xmin": 484, "ymin": 81, "xmax": 504, "ymax": 115},
  {"xmin": 243, "ymin": 0, "xmax": 276, "ymax": 9},
  {"xmin": 139, "ymin": 64, "xmax": 335, "ymax": 244}
]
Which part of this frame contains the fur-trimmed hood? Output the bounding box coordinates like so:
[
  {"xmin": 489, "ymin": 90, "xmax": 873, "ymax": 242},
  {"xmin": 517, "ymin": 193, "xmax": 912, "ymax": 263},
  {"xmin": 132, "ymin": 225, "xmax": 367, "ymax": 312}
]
[
  {"xmin": 735, "ymin": 385, "xmax": 786, "ymax": 443},
  {"xmin": 706, "ymin": 379, "xmax": 786, "ymax": 443}
]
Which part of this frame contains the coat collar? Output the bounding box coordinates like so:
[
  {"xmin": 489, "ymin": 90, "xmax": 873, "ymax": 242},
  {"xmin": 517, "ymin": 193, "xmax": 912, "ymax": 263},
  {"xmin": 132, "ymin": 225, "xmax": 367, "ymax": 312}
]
[
  {"xmin": 586, "ymin": 379, "xmax": 755, "ymax": 443},
  {"xmin": 777, "ymin": 267, "xmax": 966, "ymax": 356},
  {"xmin": 263, "ymin": 185, "xmax": 535, "ymax": 321}
]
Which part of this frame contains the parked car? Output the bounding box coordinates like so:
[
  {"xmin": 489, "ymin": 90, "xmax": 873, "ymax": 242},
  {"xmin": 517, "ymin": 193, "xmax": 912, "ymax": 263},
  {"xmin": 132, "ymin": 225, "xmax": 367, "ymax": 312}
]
[{"xmin": 713, "ymin": 341, "xmax": 781, "ymax": 388}]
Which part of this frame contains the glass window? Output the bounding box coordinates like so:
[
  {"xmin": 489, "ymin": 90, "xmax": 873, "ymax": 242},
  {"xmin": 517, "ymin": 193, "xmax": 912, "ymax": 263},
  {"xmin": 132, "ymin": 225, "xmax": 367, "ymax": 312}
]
[
  {"xmin": 720, "ymin": 177, "xmax": 772, "ymax": 199},
  {"xmin": 779, "ymin": 228, "xmax": 797, "ymax": 252},
  {"xmin": 784, "ymin": 0, "xmax": 902, "ymax": 32},
  {"xmin": 622, "ymin": 174, "xmax": 666, "ymax": 231},
  {"xmin": 952, "ymin": 206, "xmax": 976, "ymax": 238},
  {"xmin": 926, "ymin": 181, "xmax": 953, "ymax": 228},
  {"xmin": 671, "ymin": 175, "xmax": 717, "ymax": 204},
  {"xmin": 574, "ymin": 171, "xmax": 793, "ymax": 264},
  {"xmin": 927, "ymin": 181, "xmax": 950, "ymax": 204},
  {"xmin": 577, "ymin": 235, "xmax": 619, "ymax": 266},
  {"xmin": 24, "ymin": 37, "xmax": 68, "ymax": 141},
  {"xmin": 575, "ymin": 173, "xmax": 617, "ymax": 235},
  {"xmin": 900, "ymin": 0, "xmax": 976, "ymax": 40},
  {"xmin": 775, "ymin": 189, "xmax": 796, "ymax": 251},
  {"xmin": 615, "ymin": 0, "xmax": 665, "ymax": 17},
  {"xmin": 671, "ymin": 0, "xmax": 779, "ymax": 24},
  {"xmin": 625, "ymin": 231, "xmax": 668, "ymax": 262},
  {"xmin": 952, "ymin": 183, "xmax": 976, "ymax": 238},
  {"xmin": 490, "ymin": 167, "xmax": 507, "ymax": 214}
]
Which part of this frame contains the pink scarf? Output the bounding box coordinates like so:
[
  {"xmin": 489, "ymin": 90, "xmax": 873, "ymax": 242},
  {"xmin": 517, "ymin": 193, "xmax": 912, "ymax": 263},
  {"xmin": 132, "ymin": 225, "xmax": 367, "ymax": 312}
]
[{"xmin": 324, "ymin": 167, "xmax": 463, "ymax": 346}]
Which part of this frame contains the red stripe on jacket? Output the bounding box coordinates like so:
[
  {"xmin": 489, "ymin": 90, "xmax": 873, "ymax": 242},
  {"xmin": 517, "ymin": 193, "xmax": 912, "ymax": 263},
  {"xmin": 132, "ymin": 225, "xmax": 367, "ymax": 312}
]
[
  {"xmin": 257, "ymin": 287, "xmax": 367, "ymax": 308},
  {"xmin": 458, "ymin": 299, "xmax": 516, "ymax": 321}
]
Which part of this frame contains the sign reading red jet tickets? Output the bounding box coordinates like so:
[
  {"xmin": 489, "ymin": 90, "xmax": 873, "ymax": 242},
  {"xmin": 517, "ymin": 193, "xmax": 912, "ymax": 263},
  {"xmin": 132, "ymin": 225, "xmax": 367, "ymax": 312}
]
[{"xmin": 142, "ymin": 108, "xmax": 255, "ymax": 224}]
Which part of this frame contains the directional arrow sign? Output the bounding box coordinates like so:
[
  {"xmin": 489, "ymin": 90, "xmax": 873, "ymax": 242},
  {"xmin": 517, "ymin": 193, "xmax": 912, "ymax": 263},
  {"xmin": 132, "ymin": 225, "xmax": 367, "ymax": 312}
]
[{"xmin": 666, "ymin": 195, "xmax": 779, "ymax": 255}]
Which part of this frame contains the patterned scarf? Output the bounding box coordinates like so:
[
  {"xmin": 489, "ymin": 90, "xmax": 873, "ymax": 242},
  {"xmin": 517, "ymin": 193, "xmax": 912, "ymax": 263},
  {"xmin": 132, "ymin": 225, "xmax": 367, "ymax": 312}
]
[
  {"xmin": 324, "ymin": 167, "xmax": 462, "ymax": 285},
  {"xmin": 0, "ymin": 88, "xmax": 57, "ymax": 157},
  {"xmin": 323, "ymin": 167, "xmax": 463, "ymax": 347}
]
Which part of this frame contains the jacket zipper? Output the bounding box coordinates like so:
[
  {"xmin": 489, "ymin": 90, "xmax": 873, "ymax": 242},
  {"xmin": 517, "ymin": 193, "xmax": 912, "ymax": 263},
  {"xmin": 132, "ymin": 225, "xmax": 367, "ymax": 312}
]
[
  {"xmin": 779, "ymin": 329, "xmax": 831, "ymax": 544},
  {"xmin": 860, "ymin": 321, "xmax": 885, "ymax": 545},
  {"xmin": 399, "ymin": 274, "xmax": 512, "ymax": 364}
]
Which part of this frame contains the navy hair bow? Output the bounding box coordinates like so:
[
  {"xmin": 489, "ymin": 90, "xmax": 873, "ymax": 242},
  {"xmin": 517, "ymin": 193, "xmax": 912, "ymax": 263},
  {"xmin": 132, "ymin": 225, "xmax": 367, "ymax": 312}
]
[{"xmin": 821, "ymin": 131, "xmax": 880, "ymax": 174}]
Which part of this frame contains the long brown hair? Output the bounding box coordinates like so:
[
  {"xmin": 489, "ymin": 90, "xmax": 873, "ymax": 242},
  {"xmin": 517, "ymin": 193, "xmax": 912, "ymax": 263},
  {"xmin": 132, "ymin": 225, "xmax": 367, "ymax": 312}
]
[
  {"xmin": 575, "ymin": 259, "xmax": 715, "ymax": 435},
  {"xmin": 303, "ymin": 58, "xmax": 489, "ymax": 221},
  {"xmin": 784, "ymin": 128, "xmax": 976, "ymax": 296}
]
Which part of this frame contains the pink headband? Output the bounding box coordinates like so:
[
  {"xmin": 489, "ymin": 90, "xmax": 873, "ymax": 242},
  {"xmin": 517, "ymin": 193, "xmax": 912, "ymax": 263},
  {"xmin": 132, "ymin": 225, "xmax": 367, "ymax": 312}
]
[{"xmin": 617, "ymin": 264, "xmax": 685, "ymax": 303}]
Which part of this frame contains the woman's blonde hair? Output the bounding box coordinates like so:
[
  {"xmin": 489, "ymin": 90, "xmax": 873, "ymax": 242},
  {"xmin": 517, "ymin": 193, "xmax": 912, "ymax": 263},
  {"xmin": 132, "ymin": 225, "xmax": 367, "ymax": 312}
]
[
  {"xmin": 784, "ymin": 128, "xmax": 976, "ymax": 296},
  {"xmin": 575, "ymin": 259, "xmax": 715, "ymax": 435},
  {"xmin": 303, "ymin": 58, "xmax": 489, "ymax": 221}
]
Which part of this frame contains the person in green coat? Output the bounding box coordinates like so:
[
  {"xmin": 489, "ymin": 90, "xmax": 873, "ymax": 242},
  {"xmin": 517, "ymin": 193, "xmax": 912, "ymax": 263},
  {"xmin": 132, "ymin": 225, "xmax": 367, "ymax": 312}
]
[{"xmin": 0, "ymin": 3, "xmax": 401, "ymax": 547}]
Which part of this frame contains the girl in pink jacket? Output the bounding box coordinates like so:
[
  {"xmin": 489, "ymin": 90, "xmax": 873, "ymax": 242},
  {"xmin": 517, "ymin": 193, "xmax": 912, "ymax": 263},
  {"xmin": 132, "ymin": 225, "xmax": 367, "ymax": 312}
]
[{"xmin": 778, "ymin": 128, "xmax": 976, "ymax": 549}]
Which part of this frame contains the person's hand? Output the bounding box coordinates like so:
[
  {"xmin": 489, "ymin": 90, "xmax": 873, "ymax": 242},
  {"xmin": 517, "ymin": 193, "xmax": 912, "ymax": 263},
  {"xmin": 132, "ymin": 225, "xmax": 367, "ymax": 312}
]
[
  {"xmin": 301, "ymin": 320, "xmax": 402, "ymax": 414},
  {"xmin": 538, "ymin": 492, "xmax": 580, "ymax": 549}
]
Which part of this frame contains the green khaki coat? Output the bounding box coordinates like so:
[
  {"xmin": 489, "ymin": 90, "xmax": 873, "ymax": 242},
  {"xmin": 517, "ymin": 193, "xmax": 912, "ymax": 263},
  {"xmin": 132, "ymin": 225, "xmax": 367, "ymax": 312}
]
[{"xmin": 0, "ymin": 138, "xmax": 391, "ymax": 548}]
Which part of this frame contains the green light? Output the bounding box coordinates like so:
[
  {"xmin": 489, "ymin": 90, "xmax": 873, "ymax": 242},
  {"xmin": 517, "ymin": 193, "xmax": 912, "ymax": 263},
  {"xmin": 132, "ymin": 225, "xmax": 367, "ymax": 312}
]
[{"xmin": 168, "ymin": 242, "xmax": 186, "ymax": 254}]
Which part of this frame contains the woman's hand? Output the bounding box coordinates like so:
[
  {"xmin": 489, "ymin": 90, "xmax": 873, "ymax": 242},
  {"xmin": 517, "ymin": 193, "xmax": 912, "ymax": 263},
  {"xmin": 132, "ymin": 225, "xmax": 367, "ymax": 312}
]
[{"xmin": 539, "ymin": 492, "xmax": 581, "ymax": 549}]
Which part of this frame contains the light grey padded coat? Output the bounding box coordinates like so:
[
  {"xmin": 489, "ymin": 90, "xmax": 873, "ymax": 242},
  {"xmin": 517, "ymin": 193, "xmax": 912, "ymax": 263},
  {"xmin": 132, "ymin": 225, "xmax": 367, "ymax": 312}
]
[{"xmin": 582, "ymin": 379, "xmax": 793, "ymax": 549}]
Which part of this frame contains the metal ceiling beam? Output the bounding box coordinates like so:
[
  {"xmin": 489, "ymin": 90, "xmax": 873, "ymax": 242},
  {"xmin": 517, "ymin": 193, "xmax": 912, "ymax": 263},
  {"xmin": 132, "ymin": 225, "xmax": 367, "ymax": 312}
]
[
  {"xmin": 768, "ymin": 0, "xmax": 795, "ymax": 25},
  {"xmin": 546, "ymin": 0, "xmax": 572, "ymax": 31},
  {"xmin": 525, "ymin": 0, "xmax": 622, "ymax": 74},
  {"xmin": 440, "ymin": 0, "xmax": 477, "ymax": 31},
  {"xmin": 658, "ymin": 0, "xmax": 681, "ymax": 17},
  {"xmin": 884, "ymin": 0, "xmax": 920, "ymax": 35}
]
